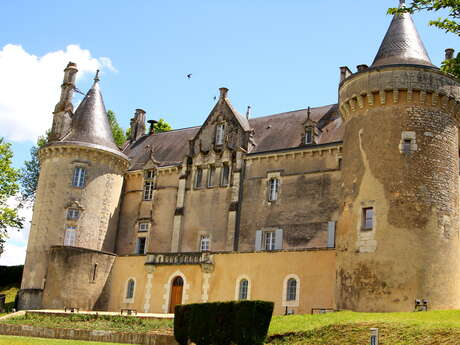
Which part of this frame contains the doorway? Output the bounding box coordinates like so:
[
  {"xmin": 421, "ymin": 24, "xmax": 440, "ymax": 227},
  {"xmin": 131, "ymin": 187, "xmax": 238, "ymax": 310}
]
[{"xmin": 169, "ymin": 276, "xmax": 184, "ymax": 313}]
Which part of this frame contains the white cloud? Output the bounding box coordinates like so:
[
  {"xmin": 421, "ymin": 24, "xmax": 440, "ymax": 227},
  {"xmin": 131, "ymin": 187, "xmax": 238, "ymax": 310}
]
[{"xmin": 0, "ymin": 44, "xmax": 116, "ymax": 142}]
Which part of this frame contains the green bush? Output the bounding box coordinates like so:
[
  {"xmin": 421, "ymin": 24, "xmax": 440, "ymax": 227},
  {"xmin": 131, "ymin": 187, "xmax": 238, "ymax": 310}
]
[
  {"xmin": 0, "ymin": 265, "xmax": 23, "ymax": 287},
  {"xmin": 174, "ymin": 300, "xmax": 274, "ymax": 345}
]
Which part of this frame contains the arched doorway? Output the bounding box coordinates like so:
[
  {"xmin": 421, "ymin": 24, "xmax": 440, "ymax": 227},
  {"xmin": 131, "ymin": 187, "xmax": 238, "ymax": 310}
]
[{"xmin": 169, "ymin": 276, "xmax": 184, "ymax": 313}]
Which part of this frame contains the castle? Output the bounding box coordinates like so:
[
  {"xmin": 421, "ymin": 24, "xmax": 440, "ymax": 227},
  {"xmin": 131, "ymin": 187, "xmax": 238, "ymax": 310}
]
[{"xmin": 18, "ymin": 4, "xmax": 460, "ymax": 315}]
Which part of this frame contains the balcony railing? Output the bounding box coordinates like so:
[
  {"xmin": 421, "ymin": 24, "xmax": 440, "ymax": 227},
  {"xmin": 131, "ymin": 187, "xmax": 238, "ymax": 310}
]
[{"xmin": 145, "ymin": 252, "xmax": 212, "ymax": 265}]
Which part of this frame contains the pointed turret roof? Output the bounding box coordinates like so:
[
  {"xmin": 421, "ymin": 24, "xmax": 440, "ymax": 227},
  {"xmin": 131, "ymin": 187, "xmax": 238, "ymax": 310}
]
[
  {"xmin": 65, "ymin": 72, "xmax": 120, "ymax": 152},
  {"xmin": 371, "ymin": 6, "xmax": 434, "ymax": 68}
]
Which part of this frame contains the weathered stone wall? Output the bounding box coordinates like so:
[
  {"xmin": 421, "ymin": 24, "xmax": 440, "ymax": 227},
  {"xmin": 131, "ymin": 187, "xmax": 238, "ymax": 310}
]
[
  {"xmin": 20, "ymin": 145, "xmax": 127, "ymax": 309},
  {"xmin": 238, "ymin": 146, "xmax": 342, "ymax": 251},
  {"xmin": 107, "ymin": 250, "xmax": 336, "ymax": 315},
  {"xmin": 336, "ymin": 66, "xmax": 460, "ymax": 311},
  {"xmin": 41, "ymin": 246, "xmax": 116, "ymax": 310}
]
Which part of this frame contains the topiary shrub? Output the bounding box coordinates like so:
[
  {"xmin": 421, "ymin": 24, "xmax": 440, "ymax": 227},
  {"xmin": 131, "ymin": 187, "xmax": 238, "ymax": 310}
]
[{"xmin": 173, "ymin": 300, "xmax": 274, "ymax": 345}]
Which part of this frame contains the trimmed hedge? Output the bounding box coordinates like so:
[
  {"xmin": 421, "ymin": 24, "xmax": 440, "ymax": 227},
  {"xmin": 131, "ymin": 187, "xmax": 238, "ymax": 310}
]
[
  {"xmin": 174, "ymin": 300, "xmax": 274, "ymax": 345},
  {"xmin": 0, "ymin": 265, "xmax": 23, "ymax": 287}
]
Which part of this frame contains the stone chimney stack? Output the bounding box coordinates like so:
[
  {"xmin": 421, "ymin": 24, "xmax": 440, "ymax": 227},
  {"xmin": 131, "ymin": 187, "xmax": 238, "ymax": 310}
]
[
  {"xmin": 129, "ymin": 109, "xmax": 146, "ymax": 141},
  {"xmin": 49, "ymin": 62, "xmax": 78, "ymax": 141},
  {"xmin": 340, "ymin": 66, "xmax": 352, "ymax": 82},
  {"xmin": 246, "ymin": 106, "xmax": 251, "ymax": 119},
  {"xmin": 219, "ymin": 87, "xmax": 229, "ymax": 99},
  {"xmin": 445, "ymin": 48, "xmax": 455, "ymax": 60},
  {"xmin": 357, "ymin": 64, "xmax": 369, "ymax": 72}
]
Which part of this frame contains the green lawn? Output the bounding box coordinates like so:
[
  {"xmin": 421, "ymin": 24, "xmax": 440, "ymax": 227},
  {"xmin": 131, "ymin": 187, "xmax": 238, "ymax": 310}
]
[
  {"xmin": 266, "ymin": 310, "xmax": 460, "ymax": 344},
  {"xmin": 2, "ymin": 312, "xmax": 172, "ymax": 334},
  {"xmin": 0, "ymin": 335, "xmax": 127, "ymax": 345}
]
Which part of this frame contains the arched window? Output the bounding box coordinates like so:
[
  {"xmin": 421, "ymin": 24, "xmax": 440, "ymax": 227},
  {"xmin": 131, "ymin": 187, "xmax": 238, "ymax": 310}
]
[
  {"xmin": 238, "ymin": 279, "xmax": 249, "ymax": 300},
  {"xmin": 286, "ymin": 278, "xmax": 297, "ymax": 301},
  {"xmin": 126, "ymin": 279, "xmax": 135, "ymax": 299}
]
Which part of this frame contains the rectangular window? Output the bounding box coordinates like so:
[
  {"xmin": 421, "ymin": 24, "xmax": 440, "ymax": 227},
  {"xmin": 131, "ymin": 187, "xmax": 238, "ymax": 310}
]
[
  {"xmin": 208, "ymin": 166, "xmax": 215, "ymax": 187},
  {"xmin": 305, "ymin": 128, "xmax": 313, "ymax": 144},
  {"xmin": 264, "ymin": 231, "xmax": 276, "ymax": 251},
  {"xmin": 136, "ymin": 237, "xmax": 146, "ymax": 254},
  {"xmin": 403, "ymin": 139, "xmax": 412, "ymax": 153},
  {"xmin": 195, "ymin": 168, "xmax": 203, "ymax": 188},
  {"xmin": 64, "ymin": 226, "xmax": 77, "ymax": 246},
  {"xmin": 143, "ymin": 181, "xmax": 154, "ymax": 200},
  {"xmin": 221, "ymin": 164, "xmax": 230, "ymax": 186},
  {"xmin": 138, "ymin": 222, "xmax": 149, "ymax": 232},
  {"xmin": 215, "ymin": 124, "xmax": 225, "ymax": 145},
  {"xmin": 67, "ymin": 208, "xmax": 80, "ymax": 220},
  {"xmin": 145, "ymin": 170, "xmax": 154, "ymax": 179},
  {"xmin": 268, "ymin": 178, "xmax": 279, "ymax": 202},
  {"xmin": 362, "ymin": 207, "xmax": 374, "ymax": 230},
  {"xmin": 200, "ymin": 235, "xmax": 210, "ymax": 252},
  {"xmin": 72, "ymin": 167, "xmax": 86, "ymax": 188}
]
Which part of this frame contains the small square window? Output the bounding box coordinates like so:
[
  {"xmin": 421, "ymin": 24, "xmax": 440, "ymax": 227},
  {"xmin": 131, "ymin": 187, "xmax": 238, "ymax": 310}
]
[
  {"xmin": 362, "ymin": 207, "xmax": 374, "ymax": 230},
  {"xmin": 67, "ymin": 208, "xmax": 80, "ymax": 220},
  {"xmin": 138, "ymin": 222, "xmax": 149, "ymax": 232}
]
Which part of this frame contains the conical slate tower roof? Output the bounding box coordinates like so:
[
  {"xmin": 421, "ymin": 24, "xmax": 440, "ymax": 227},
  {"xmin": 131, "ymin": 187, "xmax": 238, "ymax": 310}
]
[
  {"xmin": 371, "ymin": 8, "xmax": 434, "ymax": 68},
  {"xmin": 65, "ymin": 73, "xmax": 120, "ymax": 152}
]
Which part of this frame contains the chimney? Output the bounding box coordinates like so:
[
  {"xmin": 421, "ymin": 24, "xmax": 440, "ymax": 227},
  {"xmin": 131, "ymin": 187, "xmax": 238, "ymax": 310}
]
[
  {"xmin": 147, "ymin": 119, "xmax": 158, "ymax": 135},
  {"xmin": 219, "ymin": 87, "xmax": 229, "ymax": 99},
  {"xmin": 357, "ymin": 64, "xmax": 369, "ymax": 72},
  {"xmin": 340, "ymin": 66, "xmax": 352, "ymax": 82},
  {"xmin": 246, "ymin": 106, "xmax": 251, "ymax": 119},
  {"xmin": 445, "ymin": 48, "xmax": 455, "ymax": 60},
  {"xmin": 129, "ymin": 109, "xmax": 146, "ymax": 141}
]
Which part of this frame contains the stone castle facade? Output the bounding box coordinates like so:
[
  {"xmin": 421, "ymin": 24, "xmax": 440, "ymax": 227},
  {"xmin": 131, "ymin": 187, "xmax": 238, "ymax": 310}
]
[{"xmin": 18, "ymin": 7, "xmax": 460, "ymax": 315}]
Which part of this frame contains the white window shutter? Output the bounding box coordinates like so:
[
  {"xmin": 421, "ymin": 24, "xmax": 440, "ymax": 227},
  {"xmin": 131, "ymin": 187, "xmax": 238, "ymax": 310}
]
[
  {"xmin": 275, "ymin": 229, "xmax": 283, "ymax": 250},
  {"xmin": 255, "ymin": 230, "xmax": 262, "ymax": 251},
  {"xmin": 327, "ymin": 221, "xmax": 336, "ymax": 248}
]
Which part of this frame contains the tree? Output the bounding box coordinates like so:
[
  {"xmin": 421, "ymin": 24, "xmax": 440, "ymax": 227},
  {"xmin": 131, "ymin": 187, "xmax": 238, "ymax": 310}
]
[
  {"xmin": 154, "ymin": 118, "xmax": 173, "ymax": 133},
  {"xmin": 0, "ymin": 137, "xmax": 24, "ymax": 254},
  {"xmin": 388, "ymin": 0, "xmax": 460, "ymax": 78},
  {"xmin": 19, "ymin": 134, "xmax": 48, "ymax": 203},
  {"xmin": 107, "ymin": 110, "xmax": 127, "ymax": 147},
  {"xmin": 125, "ymin": 118, "xmax": 172, "ymax": 139}
]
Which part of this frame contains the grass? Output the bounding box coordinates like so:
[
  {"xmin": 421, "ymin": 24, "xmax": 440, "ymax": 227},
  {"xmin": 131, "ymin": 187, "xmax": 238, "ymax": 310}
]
[
  {"xmin": 0, "ymin": 335, "xmax": 128, "ymax": 345},
  {"xmin": 0, "ymin": 284, "xmax": 19, "ymax": 315},
  {"xmin": 266, "ymin": 310, "xmax": 460, "ymax": 344},
  {"xmin": 1, "ymin": 312, "xmax": 173, "ymax": 334}
]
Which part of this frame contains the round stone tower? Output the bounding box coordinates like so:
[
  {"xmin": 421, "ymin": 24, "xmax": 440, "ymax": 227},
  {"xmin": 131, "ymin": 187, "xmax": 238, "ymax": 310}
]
[
  {"xmin": 19, "ymin": 66, "xmax": 129, "ymax": 310},
  {"xmin": 336, "ymin": 8, "xmax": 460, "ymax": 311}
]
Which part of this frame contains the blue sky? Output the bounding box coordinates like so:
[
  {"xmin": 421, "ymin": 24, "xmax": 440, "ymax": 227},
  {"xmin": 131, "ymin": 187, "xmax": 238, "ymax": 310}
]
[{"xmin": 0, "ymin": 0, "xmax": 457, "ymax": 264}]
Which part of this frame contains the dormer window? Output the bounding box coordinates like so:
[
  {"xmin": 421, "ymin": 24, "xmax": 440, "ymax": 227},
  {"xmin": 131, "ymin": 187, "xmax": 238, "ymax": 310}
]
[
  {"xmin": 143, "ymin": 169, "xmax": 155, "ymax": 200},
  {"xmin": 305, "ymin": 127, "xmax": 314, "ymax": 145},
  {"xmin": 215, "ymin": 123, "xmax": 225, "ymax": 145}
]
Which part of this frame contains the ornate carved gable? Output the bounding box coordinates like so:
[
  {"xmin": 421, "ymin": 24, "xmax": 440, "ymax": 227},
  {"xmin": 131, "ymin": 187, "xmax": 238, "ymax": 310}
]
[{"xmin": 190, "ymin": 88, "xmax": 252, "ymax": 157}]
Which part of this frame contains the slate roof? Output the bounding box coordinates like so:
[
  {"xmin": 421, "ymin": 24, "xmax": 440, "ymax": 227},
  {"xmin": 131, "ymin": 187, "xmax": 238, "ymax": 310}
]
[
  {"xmin": 123, "ymin": 103, "xmax": 343, "ymax": 170},
  {"xmin": 371, "ymin": 12, "xmax": 434, "ymax": 68}
]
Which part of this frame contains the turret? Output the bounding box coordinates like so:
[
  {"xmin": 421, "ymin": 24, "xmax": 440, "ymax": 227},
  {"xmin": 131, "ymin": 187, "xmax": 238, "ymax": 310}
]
[
  {"xmin": 19, "ymin": 66, "xmax": 129, "ymax": 310},
  {"xmin": 50, "ymin": 62, "xmax": 78, "ymax": 141},
  {"xmin": 336, "ymin": 2, "xmax": 460, "ymax": 311}
]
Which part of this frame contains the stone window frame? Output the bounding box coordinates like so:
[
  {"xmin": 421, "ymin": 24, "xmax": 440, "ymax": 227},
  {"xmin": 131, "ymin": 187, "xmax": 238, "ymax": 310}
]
[
  {"xmin": 304, "ymin": 127, "xmax": 314, "ymax": 145},
  {"xmin": 194, "ymin": 166, "xmax": 204, "ymax": 189},
  {"xmin": 282, "ymin": 274, "xmax": 300, "ymax": 307},
  {"xmin": 214, "ymin": 122, "xmax": 226, "ymax": 146},
  {"xmin": 234, "ymin": 275, "xmax": 251, "ymax": 301},
  {"xmin": 199, "ymin": 234, "xmax": 211, "ymax": 252},
  {"xmin": 138, "ymin": 221, "xmax": 150, "ymax": 233},
  {"xmin": 135, "ymin": 236, "xmax": 147, "ymax": 255},
  {"xmin": 207, "ymin": 165, "xmax": 216, "ymax": 188},
  {"xmin": 399, "ymin": 131, "xmax": 418, "ymax": 154},
  {"xmin": 220, "ymin": 163, "xmax": 231, "ymax": 187},
  {"xmin": 361, "ymin": 207, "xmax": 374, "ymax": 231},
  {"xmin": 124, "ymin": 277, "xmax": 136, "ymax": 304},
  {"xmin": 66, "ymin": 208, "xmax": 80, "ymax": 220}
]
